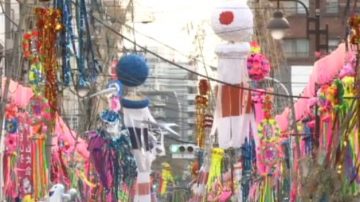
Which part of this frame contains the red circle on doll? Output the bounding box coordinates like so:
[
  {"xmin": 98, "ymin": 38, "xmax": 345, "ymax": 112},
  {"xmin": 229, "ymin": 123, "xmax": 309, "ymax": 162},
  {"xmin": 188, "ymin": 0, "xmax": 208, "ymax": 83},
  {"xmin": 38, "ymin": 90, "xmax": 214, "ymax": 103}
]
[{"xmin": 219, "ymin": 11, "xmax": 234, "ymax": 25}]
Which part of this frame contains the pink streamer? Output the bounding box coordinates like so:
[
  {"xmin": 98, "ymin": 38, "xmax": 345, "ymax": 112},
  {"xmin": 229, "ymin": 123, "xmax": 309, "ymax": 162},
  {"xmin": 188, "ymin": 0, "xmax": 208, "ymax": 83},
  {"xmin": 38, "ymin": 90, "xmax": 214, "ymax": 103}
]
[{"xmin": 276, "ymin": 43, "xmax": 352, "ymax": 131}]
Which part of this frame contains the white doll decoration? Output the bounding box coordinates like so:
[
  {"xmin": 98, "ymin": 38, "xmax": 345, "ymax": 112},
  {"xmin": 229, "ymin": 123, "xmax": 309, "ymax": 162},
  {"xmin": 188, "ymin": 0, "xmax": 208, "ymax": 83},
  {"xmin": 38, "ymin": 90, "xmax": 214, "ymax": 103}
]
[
  {"xmin": 116, "ymin": 53, "xmax": 155, "ymax": 202},
  {"xmin": 210, "ymin": 0, "xmax": 258, "ymax": 149},
  {"xmin": 47, "ymin": 184, "xmax": 77, "ymax": 202}
]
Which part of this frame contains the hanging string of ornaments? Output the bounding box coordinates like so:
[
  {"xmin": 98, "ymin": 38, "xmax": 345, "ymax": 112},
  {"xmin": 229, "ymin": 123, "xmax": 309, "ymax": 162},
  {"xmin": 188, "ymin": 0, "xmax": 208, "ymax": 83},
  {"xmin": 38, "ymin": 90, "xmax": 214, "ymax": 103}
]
[{"xmin": 196, "ymin": 79, "xmax": 211, "ymax": 148}]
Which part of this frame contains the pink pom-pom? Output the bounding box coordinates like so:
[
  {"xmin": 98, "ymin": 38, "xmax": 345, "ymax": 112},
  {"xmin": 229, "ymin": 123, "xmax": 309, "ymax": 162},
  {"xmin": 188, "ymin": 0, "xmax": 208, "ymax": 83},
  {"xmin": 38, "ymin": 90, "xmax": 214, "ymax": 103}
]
[{"xmin": 247, "ymin": 53, "xmax": 271, "ymax": 81}]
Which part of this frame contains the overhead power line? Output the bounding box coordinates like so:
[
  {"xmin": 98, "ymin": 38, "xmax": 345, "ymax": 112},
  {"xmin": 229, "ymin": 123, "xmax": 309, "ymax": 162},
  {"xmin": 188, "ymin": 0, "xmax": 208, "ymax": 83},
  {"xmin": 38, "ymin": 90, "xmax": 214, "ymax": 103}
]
[{"xmin": 92, "ymin": 16, "xmax": 313, "ymax": 99}]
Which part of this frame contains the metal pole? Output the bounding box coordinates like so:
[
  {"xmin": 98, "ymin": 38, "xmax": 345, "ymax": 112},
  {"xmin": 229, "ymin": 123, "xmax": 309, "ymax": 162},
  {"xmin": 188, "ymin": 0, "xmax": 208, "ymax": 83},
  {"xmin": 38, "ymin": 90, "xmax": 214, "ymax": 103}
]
[
  {"xmin": 315, "ymin": 0, "xmax": 321, "ymax": 52},
  {"xmin": 314, "ymin": 0, "xmax": 321, "ymax": 152}
]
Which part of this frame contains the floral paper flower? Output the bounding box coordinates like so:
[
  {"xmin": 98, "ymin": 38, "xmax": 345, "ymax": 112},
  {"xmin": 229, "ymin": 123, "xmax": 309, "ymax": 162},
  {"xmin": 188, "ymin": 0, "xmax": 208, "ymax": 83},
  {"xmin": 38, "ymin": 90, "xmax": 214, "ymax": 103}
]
[
  {"xmin": 5, "ymin": 134, "xmax": 18, "ymax": 153},
  {"xmin": 247, "ymin": 53, "xmax": 270, "ymax": 81},
  {"xmin": 5, "ymin": 118, "xmax": 18, "ymax": 134}
]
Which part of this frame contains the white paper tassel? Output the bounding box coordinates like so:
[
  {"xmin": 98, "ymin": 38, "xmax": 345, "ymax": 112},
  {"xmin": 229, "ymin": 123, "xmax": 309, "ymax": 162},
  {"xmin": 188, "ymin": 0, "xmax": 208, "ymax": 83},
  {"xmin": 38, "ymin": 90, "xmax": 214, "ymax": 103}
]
[
  {"xmin": 134, "ymin": 171, "xmax": 151, "ymax": 202},
  {"xmin": 234, "ymin": 163, "xmax": 243, "ymax": 202}
]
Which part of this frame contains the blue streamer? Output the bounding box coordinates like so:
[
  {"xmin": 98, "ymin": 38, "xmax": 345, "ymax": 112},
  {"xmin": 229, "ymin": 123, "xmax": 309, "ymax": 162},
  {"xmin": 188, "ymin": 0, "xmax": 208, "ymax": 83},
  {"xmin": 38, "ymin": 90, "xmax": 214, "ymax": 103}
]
[
  {"xmin": 55, "ymin": 0, "xmax": 73, "ymax": 86},
  {"xmin": 76, "ymin": 0, "xmax": 101, "ymax": 85},
  {"xmin": 110, "ymin": 130, "xmax": 138, "ymax": 186},
  {"xmin": 76, "ymin": 0, "xmax": 86, "ymax": 84},
  {"xmin": 240, "ymin": 136, "xmax": 256, "ymax": 201}
]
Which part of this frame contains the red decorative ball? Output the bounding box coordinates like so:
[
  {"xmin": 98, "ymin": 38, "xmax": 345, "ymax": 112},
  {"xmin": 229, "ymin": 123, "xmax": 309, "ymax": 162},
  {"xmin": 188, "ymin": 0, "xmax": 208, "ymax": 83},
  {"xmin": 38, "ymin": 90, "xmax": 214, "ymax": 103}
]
[
  {"xmin": 219, "ymin": 11, "xmax": 234, "ymax": 25},
  {"xmin": 199, "ymin": 79, "xmax": 210, "ymax": 95}
]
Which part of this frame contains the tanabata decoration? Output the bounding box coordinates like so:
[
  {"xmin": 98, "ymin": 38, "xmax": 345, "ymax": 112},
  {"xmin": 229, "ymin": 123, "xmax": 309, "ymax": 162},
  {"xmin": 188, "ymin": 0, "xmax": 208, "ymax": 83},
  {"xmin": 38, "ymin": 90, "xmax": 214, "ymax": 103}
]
[
  {"xmin": 250, "ymin": 41, "xmax": 261, "ymax": 54},
  {"xmin": 30, "ymin": 123, "xmax": 49, "ymax": 199},
  {"xmin": 196, "ymin": 79, "xmax": 210, "ymax": 148},
  {"xmin": 75, "ymin": 0, "xmax": 101, "ymax": 83},
  {"xmin": 210, "ymin": 0, "xmax": 257, "ymax": 149},
  {"xmin": 34, "ymin": 7, "xmax": 62, "ymax": 121},
  {"xmin": 47, "ymin": 184, "xmax": 77, "ymax": 202},
  {"xmin": 22, "ymin": 30, "xmax": 44, "ymax": 94},
  {"xmin": 252, "ymin": 89, "xmax": 266, "ymax": 123},
  {"xmin": 339, "ymin": 76, "xmax": 360, "ymax": 187},
  {"xmin": 207, "ymin": 148, "xmax": 224, "ymax": 192},
  {"xmin": 28, "ymin": 95, "xmax": 51, "ymax": 125},
  {"xmin": 87, "ymin": 109, "xmax": 137, "ymax": 202},
  {"xmin": 159, "ymin": 162, "xmax": 174, "ymax": 196},
  {"xmin": 117, "ymin": 54, "xmax": 156, "ymax": 202},
  {"xmin": 5, "ymin": 118, "xmax": 18, "ymax": 134},
  {"xmin": 247, "ymin": 53, "xmax": 270, "ymax": 81},
  {"xmin": 348, "ymin": 14, "xmax": 360, "ymax": 45},
  {"xmin": 55, "ymin": 0, "xmax": 74, "ymax": 86},
  {"xmin": 257, "ymin": 95, "xmax": 283, "ymax": 202},
  {"xmin": 121, "ymin": 98, "xmax": 155, "ymax": 202},
  {"xmin": 26, "ymin": 96, "xmax": 53, "ymax": 199}
]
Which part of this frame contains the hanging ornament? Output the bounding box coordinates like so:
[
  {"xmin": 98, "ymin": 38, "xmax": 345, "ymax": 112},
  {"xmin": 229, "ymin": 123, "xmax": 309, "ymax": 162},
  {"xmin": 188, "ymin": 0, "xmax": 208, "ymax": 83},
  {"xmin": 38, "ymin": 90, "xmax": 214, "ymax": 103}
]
[
  {"xmin": 5, "ymin": 118, "xmax": 19, "ymax": 134},
  {"xmin": 5, "ymin": 134, "xmax": 18, "ymax": 154},
  {"xmin": 22, "ymin": 30, "xmax": 41, "ymax": 63},
  {"xmin": 196, "ymin": 91, "xmax": 209, "ymax": 148},
  {"xmin": 159, "ymin": 162, "xmax": 174, "ymax": 196},
  {"xmin": 22, "ymin": 30, "xmax": 44, "ymax": 94},
  {"xmin": 116, "ymin": 54, "xmax": 149, "ymax": 87},
  {"xmin": 28, "ymin": 62, "xmax": 45, "ymax": 94},
  {"xmin": 34, "ymin": 7, "xmax": 63, "ymax": 121},
  {"xmin": 28, "ymin": 96, "xmax": 51, "ymax": 125},
  {"xmin": 211, "ymin": 0, "xmax": 253, "ymax": 42},
  {"xmin": 199, "ymin": 79, "xmax": 210, "ymax": 96},
  {"xmin": 348, "ymin": 14, "xmax": 360, "ymax": 45},
  {"xmin": 210, "ymin": 0, "xmax": 257, "ymax": 149},
  {"xmin": 207, "ymin": 148, "xmax": 224, "ymax": 191},
  {"xmin": 257, "ymin": 95, "xmax": 283, "ymax": 173},
  {"xmin": 196, "ymin": 79, "xmax": 211, "ymax": 147},
  {"xmin": 247, "ymin": 53, "xmax": 270, "ymax": 81},
  {"xmin": 250, "ymin": 41, "xmax": 261, "ymax": 54}
]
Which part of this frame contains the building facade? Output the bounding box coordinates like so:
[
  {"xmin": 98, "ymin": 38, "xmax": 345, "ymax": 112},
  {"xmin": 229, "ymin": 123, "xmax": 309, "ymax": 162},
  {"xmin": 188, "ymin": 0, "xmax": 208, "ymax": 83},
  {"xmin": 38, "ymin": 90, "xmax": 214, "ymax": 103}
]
[
  {"xmin": 281, "ymin": 0, "xmax": 347, "ymax": 65},
  {"xmin": 142, "ymin": 49, "xmax": 197, "ymax": 140}
]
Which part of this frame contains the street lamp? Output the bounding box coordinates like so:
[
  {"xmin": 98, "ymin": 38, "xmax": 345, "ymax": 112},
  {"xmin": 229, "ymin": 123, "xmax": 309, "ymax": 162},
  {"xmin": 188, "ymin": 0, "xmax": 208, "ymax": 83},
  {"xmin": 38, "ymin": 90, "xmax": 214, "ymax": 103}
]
[
  {"xmin": 267, "ymin": 0, "xmax": 329, "ymax": 53},
  {"xmin": 267, "ymin": 10, "xmax": 290, "ymax": 40}
]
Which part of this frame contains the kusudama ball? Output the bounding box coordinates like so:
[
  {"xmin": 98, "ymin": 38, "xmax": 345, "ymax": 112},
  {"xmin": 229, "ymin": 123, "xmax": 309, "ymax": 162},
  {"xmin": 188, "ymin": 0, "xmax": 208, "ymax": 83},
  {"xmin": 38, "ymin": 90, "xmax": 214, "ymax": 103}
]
[{"xmin": 116, "ymin": 54, "xmax": 149, "ymax": 87}]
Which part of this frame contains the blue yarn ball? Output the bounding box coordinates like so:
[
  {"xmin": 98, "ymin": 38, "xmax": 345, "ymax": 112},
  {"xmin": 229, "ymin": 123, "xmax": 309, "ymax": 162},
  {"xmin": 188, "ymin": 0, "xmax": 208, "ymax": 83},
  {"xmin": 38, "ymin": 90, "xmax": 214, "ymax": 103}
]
[{"xmin": 116, "ymin": 54, "xmax": 149, "ymax": 87}]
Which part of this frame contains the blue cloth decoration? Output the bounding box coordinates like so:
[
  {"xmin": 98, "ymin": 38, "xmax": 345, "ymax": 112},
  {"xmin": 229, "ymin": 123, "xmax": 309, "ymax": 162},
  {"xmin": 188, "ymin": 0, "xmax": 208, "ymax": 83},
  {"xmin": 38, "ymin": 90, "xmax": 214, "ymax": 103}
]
[
  {"xmin": 121, "ymin": 97, "xmax": 150, "ymax": 109},
  {"xmin": 74, "ymin": 0, "xmax": 100, "ymax": 87},
  {"xmin": 75, "ymin": 0, "xmax": 86, "ymax": 84},
  {"xmin": 116, "ymin": 54, "xmax": 149, "ymax": 87},
  {"xmin": 110, "ymin": 130, "xmax": 138, "ymax": 186},
  {"xmin": 56, "ymin": 0, "xmax": 73, "ymax": 86},
  {"xmin": 241, "ymin": 137, "xmax": 253, "ymax": 201},
  {"xmin": 100, "ymin": 110, "xmax": 120, "ymax": 124},
  {"xmin": 5, "ymin": 118, "xmax": 18, "ymax": 134},
  {"xmin": 89, "ymin": 128, "xmax": 137, "ymax": 200},
  {"xmin": 240, "ymin": 125, "xmax": 257, "ymax": 201}
]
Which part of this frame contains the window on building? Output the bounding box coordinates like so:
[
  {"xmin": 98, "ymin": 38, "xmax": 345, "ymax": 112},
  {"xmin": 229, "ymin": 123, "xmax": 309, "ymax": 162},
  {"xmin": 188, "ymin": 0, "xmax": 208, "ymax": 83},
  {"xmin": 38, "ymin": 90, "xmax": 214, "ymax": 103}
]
[
  {"xmin": 281, "ymin": 0, "xmax": 309, "ymax": 15},
  {"xmin": 282, "ymin": 38, "xmax": 309, "ymax": 58},
  {"xmin": 326, "ymin": 0, "xmax": 339, "ymax": 14},
  {"xmin": 328, "ymin": 38, "xmax": 340, "ymax": 52}
]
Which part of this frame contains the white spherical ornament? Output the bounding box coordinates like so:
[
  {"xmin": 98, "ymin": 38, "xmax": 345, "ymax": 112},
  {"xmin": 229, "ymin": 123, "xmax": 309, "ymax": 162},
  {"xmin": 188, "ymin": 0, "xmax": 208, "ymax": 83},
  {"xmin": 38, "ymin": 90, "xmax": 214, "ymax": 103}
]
[{"xmin": 211, "ymin": 0, "xmax": 253, "ymax": 42}]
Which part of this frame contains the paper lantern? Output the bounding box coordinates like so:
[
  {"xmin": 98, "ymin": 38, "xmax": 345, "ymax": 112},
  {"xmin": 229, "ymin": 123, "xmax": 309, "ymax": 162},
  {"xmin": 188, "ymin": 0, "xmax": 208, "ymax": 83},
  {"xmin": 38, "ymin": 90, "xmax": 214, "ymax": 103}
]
[
  {"xmin": 211, "ymin": 0, "xmax": 253, "ymax": 42},
  {"xmin": 116, "ymin": 54, "xmax": 149, "ymax": 87}
]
